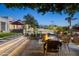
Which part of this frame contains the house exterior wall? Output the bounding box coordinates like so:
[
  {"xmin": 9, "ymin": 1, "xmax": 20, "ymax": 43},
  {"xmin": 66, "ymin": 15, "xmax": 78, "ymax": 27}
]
[
  {"xmin": 0, "ymin": 22, "xmax": 1, "ymax": 32},
  {"xmin": 9, "ymin": 24, "xmax": 23, "ymax": 30},
  {"xmin": 0, "ymin": 17, "xmax": 24, "ymax": 32},
  {"xmin": 9, "ymin": 24, "xmax": 14, "ymax": 30},
  {"xmin": 0, "ymin": 17, "xmax": 13, "ymax": 32},
  {"xmin": 23, "ymin": 24, "xmax": 34, "ymax": 35}
]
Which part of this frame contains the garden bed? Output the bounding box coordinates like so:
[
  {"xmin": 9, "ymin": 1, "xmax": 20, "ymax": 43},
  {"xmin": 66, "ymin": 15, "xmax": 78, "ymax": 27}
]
[{"xmin": 0, "ymin": 32, "xmax": 19, "ymax": 40}]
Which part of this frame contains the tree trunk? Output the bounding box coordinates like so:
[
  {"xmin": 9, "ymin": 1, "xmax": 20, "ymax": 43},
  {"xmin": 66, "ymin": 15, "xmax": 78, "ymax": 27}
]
[{"xmin": 69, "ymin": 19, "xmax": 72, "ymax": 43}]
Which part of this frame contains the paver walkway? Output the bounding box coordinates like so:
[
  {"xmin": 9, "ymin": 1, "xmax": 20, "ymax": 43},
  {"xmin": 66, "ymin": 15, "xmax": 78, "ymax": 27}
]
[{"xmin": 21, "ymin": 40, "xmax": 79, "ymax": 56}]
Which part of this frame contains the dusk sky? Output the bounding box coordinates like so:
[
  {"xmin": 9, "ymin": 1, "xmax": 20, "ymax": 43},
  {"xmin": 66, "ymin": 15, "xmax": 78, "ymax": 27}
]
[{"xmin": 0, "ymin": 4, "xmax": 79, "ymax": 26}]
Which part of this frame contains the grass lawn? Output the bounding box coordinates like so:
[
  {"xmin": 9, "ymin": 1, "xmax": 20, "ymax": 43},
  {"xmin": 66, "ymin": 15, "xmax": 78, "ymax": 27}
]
[{"xmin": 0, "ymin": 32, "xmax": 18, "ymax": 39}]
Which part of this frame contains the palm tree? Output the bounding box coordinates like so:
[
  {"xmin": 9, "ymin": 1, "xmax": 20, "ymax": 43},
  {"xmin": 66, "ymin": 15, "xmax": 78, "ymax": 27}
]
[{"xmin": 65, "ymin": 17, "xmax": 77, "ymax": 42}]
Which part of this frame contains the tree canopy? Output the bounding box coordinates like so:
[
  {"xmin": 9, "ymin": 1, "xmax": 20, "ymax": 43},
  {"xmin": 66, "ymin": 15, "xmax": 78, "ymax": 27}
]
[
  {"xmin": 4, "ymin": 3, "xmax": 79, "ymax": 17},
  {"xmin": 23, "ymin": 14, "xmax": 39, "ymax": 29}
]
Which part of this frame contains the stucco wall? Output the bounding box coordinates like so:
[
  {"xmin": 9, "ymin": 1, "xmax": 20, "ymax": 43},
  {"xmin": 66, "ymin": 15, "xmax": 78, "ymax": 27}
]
[{"xmin": 0, "ymin": 17, "xmax": 12, "ymax": 32}]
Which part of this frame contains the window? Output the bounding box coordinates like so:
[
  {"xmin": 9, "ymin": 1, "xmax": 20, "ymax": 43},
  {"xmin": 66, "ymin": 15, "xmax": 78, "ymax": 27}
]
[{"xmin": 1, "ymin": 22, "xmax": 6, "ymax": 31}]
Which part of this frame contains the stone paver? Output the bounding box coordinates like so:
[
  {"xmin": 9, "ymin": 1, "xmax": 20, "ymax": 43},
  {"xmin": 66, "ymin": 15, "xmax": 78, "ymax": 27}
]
[
  {"xmin": 21, "ymin": 40, "xmax": 44, "ymax": 56},
  {"xmin": 21, "ymin": 40, "xmax": 79, "ymax": 56}
]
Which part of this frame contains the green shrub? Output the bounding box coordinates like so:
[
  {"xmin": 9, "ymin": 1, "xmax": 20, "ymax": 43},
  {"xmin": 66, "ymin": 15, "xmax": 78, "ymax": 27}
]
[{"xmin": 0, "ymin": 32, "xmax": 17, "ymax": 38}]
